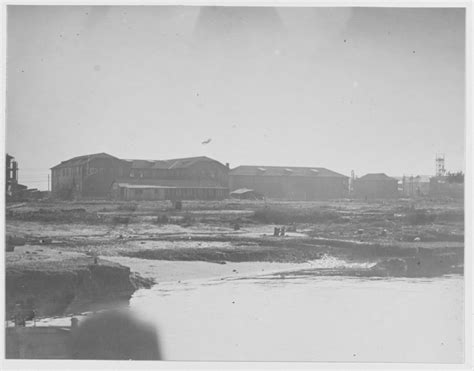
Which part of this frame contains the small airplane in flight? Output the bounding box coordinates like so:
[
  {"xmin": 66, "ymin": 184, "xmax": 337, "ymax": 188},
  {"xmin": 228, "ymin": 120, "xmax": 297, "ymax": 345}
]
[{"xmin": 201, "ymin": 138, "xmax": 212, "ymax": 145}]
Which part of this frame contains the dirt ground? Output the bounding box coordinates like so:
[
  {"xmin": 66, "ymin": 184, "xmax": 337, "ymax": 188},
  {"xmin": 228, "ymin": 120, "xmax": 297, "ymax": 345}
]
[
  {"xmin": 6, "ymin": 198, "xmax": 464, "ymax": 274},
  {"xmin": 4, "ymin": 198, "xmax": 464, "ymax": 319}
]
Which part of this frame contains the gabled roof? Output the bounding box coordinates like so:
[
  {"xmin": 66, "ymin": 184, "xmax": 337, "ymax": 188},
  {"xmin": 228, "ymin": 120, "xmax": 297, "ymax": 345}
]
[
  {"xmin": 125, "ymin": 156, "xmax": 225, "ymax": 170},
  {"xmin": 51, "ymin": 153, "xmax": 228, "ymax": 171},
  {"xmin": 357, "ymin": 173, "xmax": 397, "ymax": 181},
  {"xmin": 229, "ymin": 165, "xmax": 348, "ymax": 178},
  {"xmin": 127, "ymin": 159, "xmax": 155, "ymax": 169},
  {"xmin": 51, "ymin": 153, "xmax": 122, "ymax": 169}
]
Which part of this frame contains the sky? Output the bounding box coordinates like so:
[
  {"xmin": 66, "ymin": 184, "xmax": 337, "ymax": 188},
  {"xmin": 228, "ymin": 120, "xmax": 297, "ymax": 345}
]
[{"xmin": 6, "ymin": 6, "xmax": 466, "ymax": 190}]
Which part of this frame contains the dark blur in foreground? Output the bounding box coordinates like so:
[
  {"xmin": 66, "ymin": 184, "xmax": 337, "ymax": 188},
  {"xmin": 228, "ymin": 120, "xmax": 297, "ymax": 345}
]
[{"xmin": 70, "ymin": 309, "xmax": 162, "ymax": 360}]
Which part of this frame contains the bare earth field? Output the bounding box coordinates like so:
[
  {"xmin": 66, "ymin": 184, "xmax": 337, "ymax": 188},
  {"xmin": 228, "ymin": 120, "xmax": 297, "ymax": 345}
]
[{"xmin": 5, "ymin": 198, "xmax": 464, "ymax": 317}]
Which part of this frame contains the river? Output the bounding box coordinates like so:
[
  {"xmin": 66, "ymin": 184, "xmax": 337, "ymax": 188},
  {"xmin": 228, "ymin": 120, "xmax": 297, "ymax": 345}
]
[
  {"xmin": 33, "ymin": 261, "xmax": 464, "ymax": 363},
  {"xmin": 130, "ymin": 271, "xmax": 464, "ymax": 363}
]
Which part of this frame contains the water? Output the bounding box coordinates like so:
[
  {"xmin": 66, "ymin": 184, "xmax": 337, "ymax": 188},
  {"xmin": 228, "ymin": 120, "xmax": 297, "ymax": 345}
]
[
  {"xmin": 130, "ymin": 273, "xmax": 464, "ymax": 363},
  {"xmin": 31, "ymin": 263, "xmax": 464, "ymax": 363}
]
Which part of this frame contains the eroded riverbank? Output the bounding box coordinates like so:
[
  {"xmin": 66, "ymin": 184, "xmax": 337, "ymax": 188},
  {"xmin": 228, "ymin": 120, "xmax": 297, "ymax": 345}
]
[{"xmin": 5, "ymin": 247, "xmax": 153, "ymax": 319}]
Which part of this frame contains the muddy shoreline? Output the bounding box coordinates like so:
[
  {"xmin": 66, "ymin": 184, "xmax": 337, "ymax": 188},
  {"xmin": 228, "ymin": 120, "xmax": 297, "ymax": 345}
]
[{"xmin": 6, "ymin": 198, "xmax": 464, "ymax": 318}]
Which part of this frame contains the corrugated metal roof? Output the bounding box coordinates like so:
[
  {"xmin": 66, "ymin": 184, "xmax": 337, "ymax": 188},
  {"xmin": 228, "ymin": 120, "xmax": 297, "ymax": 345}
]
[
  {"xmin": 127, "ymin": 160, "xmax": 155, "ymax": 169},
  {"xmin": 125, "ymin": 156, "xmax": 223, "ymax": 170},
  {"xmin": 151, "ymin": 161, "xmax": 171, "ymax": 169},
  {"xmin": 357, "ymin": 173, "xmax": 397, "ymax": 181},
  {"xmin": 53, "ymin": 154, "xmax": 228, "ymax": 171},
  {"xmin": 229, "ymin": 165, "xmax": 348, "ymax": 178},
  {"xmin": 51, "ymin": 153, "xmax": 122, "ymax": 169}
]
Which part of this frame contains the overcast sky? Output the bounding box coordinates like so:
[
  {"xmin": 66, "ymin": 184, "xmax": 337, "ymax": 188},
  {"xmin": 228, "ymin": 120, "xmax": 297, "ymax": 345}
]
[{"xmin": 6, "ymin": 6, "xmax": 465, "ymax": 190}]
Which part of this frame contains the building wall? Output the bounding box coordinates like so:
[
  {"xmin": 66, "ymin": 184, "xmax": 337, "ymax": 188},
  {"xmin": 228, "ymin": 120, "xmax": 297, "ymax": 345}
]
[
  {"xmin": 229, "ymin": 175, "xmax": 348, "ymax": 200},
  {"xmin": 81, "ymin": 158, "xmax": 130, "ymax": 198},
  {"xmin": 181, "ymin": 161, "xmax": 229, "ymax": 187},
  {"xmin": 111, "ymin": 186, "xmax": 167, "ymax": 201},
  {"xmin": 402, "ymin": 178, "xmax": 430, "ymax": 197},
  {"xmin": 51, "ymin": 167, "xmax": 78, "ymax": 198},
  {"xmin": 353, "ymin": 179, "xmax": 399, "ymax": 199},
  {"xmin": 130, "ymin": 161, "xmax": 229, "ymax": 187},
  {"xmin": 6, "ymin": 155, "xmax": 19, "ymax": 197},
  {"xmin": 52, "ymin": 158, "xmax": 130, "ymax": 199},
  {"xmin": 112, "ymin": 185, "xmax": 228, "ymax": 201},
  {"xmin": 52, "ymin": 156, "xmax": 229, "ymax": 200}
]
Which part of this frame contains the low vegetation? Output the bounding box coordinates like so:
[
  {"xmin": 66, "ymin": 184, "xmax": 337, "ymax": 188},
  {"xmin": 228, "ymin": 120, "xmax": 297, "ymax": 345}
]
[
  {"xmin": 116, "ymin": 203, "xmax": 138, "ymax": 212},
  {"xmin": 6, "ymin": 208, "xmax": 102, "ymax": 224},
  {"xmin": 252, "ymin": 205, "xmax": 345, "ymax": 224},
  {"xmin": 403, "ymin": 209, "xmax": 437, "ymax": 225}
]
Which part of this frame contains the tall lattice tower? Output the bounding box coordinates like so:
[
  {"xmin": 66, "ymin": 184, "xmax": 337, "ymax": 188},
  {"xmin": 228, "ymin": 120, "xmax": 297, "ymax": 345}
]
[{"xmin": 435, "ymin": 153, "xmax": 446, "ymax": 177}]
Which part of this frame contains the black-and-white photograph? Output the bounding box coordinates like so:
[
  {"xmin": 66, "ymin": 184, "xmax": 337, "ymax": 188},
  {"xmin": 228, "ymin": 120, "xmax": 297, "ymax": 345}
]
[{"xmin": 2, "ymin": 1, "xmax": 471, "ymax": 367}]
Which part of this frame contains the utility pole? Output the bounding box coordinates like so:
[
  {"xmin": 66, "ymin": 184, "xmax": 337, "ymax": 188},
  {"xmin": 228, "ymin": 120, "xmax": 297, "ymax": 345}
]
[{"xmin": 47, "ymin": 174, "xmax": 50, "ymax": 192}]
